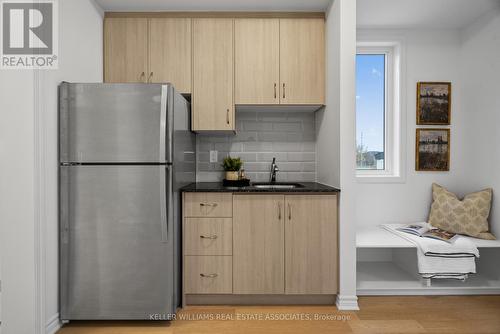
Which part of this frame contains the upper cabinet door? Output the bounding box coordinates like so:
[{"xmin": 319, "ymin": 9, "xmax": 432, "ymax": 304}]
[
  {"xmin": 149, "ymin": 18, "xmax": 192, "ymax": 93},
  {"xmin": 234, "ymin": 19, "xmax": 280, "ymax": 105},
  {"xmin": 192, "ymin": 18, "xmax": 234, "ymax": 131},
  {"xmin": 104, "ymin": 18, "xmax": 148, "ymax": 83},
  {"xmin": 279, "ymin": 18, "xmax": 325, "ymax": 104},
  {"xmin": 285, "ymin": 195, "xmax": 337, "ymax": 294}
]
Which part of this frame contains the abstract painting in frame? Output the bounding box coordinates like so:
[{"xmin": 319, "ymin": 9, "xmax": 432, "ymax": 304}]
[
  {"xmin": 416, "ymin": 82, "xmax": 451, "ymax": 125},
  {"xmin": 416, "ymin": 128, "xmax": 450, "ymax": 171}
]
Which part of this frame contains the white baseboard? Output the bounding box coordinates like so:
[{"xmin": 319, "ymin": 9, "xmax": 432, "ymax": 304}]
[
  {"xmin": 45, "ymin": 313, "xmax": 61, "ymax": 334},
  {"xmin": 336, "ymin": 295, "xmax": 359, "ymax": 310}
]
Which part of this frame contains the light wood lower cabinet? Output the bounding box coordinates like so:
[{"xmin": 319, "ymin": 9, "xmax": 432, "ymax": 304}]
[
  {"xmin": 233, "ymin": 195, "xmax": 285, "ymax": 294},
  {"xmin": 184, "ymin": 218, "xmax": 232, "ymax": 256},
  {"xmin": 183, "ymin": 192, "xmax": 337, "ymax": 304},
  {"xmin": 184, "ymin": 256, "xmax": 232, "ymax": 294},
  {"xmin": 285, "ymin": 195, "xmax": 338, "ymax": 294},
  {"xmin": 183, "ymin": 192, "xmax": 233, "ymax": 218}
]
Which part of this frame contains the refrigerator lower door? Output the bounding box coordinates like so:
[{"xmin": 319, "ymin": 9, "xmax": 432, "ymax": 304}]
[
  {"xmin": 59, "ymin": 83, "xmax": 170, "ymax": 163},
  {"xmin": 60, "ymin": 165, "xmax": 175, "ymax": 320}
]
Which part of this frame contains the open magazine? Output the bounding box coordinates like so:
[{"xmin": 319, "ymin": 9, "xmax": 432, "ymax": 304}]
[{"xmin": 396, "ymin": 224, "xmax": 459, "ymax": 243}]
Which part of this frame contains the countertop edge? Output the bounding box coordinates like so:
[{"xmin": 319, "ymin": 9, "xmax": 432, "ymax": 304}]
[{"xmin": 180, "ymin": 182, "xmax": 341, "ymax": 193}]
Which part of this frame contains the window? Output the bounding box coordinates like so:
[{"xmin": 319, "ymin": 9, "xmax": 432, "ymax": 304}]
[
  {"xmin": 356, "ymin": 54, "xmax": 386, "ymax": 170},
  {"xmin": 356, "ymin": 42, "xmax": 404, "ymax": 181}
]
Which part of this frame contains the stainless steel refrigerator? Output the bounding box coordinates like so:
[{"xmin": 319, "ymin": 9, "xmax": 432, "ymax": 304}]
[{"xmin": 59, "ymin": 83, "xmax": 195, "ymax": 320}]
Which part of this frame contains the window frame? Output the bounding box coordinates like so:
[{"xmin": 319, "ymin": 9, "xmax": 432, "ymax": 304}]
[{"xmin": 355, "ymin": 40, "xmax": 405, "ymax": 183}]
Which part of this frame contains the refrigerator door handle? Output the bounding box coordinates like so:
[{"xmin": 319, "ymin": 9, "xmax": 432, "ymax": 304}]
[
  {"xmin": 160, "ymin": 165, "xmax": 173, "ymax": 243},
  {"xmin": 160, "ymin": 165, "xmax": 167, "ymax": 242},
  {"xmin": 159, "ymin": 85, "xmax": 168, "ymax": 162}
]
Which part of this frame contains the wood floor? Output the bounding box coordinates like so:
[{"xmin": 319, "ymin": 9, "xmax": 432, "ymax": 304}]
[{"xmin": 57, "ymin": 296, "xmax": 500, "ymax": 334}]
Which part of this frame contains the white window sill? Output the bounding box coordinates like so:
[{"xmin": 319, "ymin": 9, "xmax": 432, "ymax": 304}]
[{"xmin": 356, "ymin": 173, "xmax": 406, "ymax": 184}]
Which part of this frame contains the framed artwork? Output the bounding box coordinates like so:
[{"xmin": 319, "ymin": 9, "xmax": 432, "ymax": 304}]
[
  {"xmin": 416, "ymin": 82, "xmax": 451, "ymax": 125},
  {"xmin": 416, "ymin": 128, "xmax": 450, "ymax": 171}
]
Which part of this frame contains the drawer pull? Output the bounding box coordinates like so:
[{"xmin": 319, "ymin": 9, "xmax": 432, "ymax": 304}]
[
  {"xmin": 278, "ymin": 202, "xmax": 282, "ymax": 220},
  {"xmin": 200, "ymin": 235, "xmax": 218, "ymax": 240},
  {"xmin": 200, "ymin": 273, "xmax": 218, "ymax": 278},
  {"xmin": 200, "ymin": 202, "xmax": 218, "ymax": 207}
]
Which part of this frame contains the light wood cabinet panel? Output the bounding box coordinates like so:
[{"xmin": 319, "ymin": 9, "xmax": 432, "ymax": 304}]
[
  {"xmin": 233, "ymin": 195, "xmax": 284, "ymax": 294},
  {"xmin": 185, "ymin": 256, "xmax": 232, "ymax": 294},
  {"xmin": 192, "ymin": 18, "xmax": 234, "ymax": 131},
  {"xmin": 234, "ymin": 19, "xmax": 280, "ymax": 104},
  {"xmin": 104, "ymin": 18, "xmax": 148, "ymax": 83},
  {"xmin": 279, "ymin": 18, "xmax": 325, "ymax": 104},
  {"xmin": 184, "ymin": 193, "xmax": 233, "ymax": 218},
  {"xmin": 184, "ymin": 218, "xmax": 232, "ymax": 256},
  {"xmin": 149, "ymin": 18, "xmax": 192, "ymax": 93},
  {"xmin": 284, "ymin": 195, "xmax": 337, "ymax": 294}
]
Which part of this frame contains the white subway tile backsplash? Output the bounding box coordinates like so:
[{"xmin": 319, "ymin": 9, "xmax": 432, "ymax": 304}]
[
  {"xmin": 196, "ymin": 111, "xmax": 317, "ymax": 182},
  {"xmin": 273, "ymin": 122, "xmax": 302, "ymax": 132}
]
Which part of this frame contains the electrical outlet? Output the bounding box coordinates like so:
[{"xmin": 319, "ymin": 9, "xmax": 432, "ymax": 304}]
[{"xmin": 209, "ymin": 150, "xmax": 218, "ymax": 163}]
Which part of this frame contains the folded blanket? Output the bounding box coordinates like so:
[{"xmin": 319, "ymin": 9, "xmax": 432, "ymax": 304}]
[{"xmin": 381, "ymin": 223, "xmax": 479, "ymax": 278}]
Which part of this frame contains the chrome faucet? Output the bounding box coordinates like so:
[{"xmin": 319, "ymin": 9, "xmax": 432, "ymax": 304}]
[{"xmin": 269, "ymin": 157, "xmax": 279, "ymax": 183}]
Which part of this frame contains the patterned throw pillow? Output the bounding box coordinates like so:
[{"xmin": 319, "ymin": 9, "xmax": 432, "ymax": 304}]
[{"xmin": 428, "ymin": 183, "xmax": 495, "ymax": 240}]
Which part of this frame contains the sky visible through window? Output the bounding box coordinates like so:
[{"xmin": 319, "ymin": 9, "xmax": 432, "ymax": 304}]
[{"xmin": 356, "ymin": 54, "xmax": 385, "ymax": 170}]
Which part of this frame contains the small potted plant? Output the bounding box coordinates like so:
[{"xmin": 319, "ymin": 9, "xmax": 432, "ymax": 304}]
[{"xmin": 222, "ymin": 156, "xmax": 243, "ymax": 181}]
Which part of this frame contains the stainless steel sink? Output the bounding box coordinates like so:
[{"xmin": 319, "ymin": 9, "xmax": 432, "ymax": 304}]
[{"xmin": 252, "ymin": 182, "xmax": 305, "ymax": 189}]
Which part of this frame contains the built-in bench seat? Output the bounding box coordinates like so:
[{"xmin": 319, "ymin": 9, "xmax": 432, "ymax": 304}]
[{"xmin": 356, "ymin": 226, "xmax": 500, "ymax": 295}]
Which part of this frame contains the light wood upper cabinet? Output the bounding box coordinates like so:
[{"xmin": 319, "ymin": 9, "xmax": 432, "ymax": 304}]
[
  {"xmin": 284, "ymin": 195, "xmax": 337, "ymax": 294},
  {"xmin": 279, "ymin": 18, "xmax": 325, "ymax": 104},
  {"xmin": 104, "ymin": 18, "xmax": 148, "ymax": 83},
  {"xmin": 233, "ymin": 195, "xmax": 284, "ymax": 294},
  {"xmin": 234, "ymin": 19, "xmax": 280, "ymax": 105},
  {"xmin": 192, "ymin": 18, "xmax": 234, "ymax": 131},
  {"xmin": 149, "ymin": 18, "xmax": 192, "ymax": 93}
]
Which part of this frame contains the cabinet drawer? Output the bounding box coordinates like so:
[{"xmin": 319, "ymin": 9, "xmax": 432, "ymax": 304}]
[
  {"xmin": 184, "ymin": 193, "xmax": 232, "ymax": 217},
  {"xmin": 185, "ymin": 218, "xmax": 232, "ymax": 255},
  {"xmin": 185, "ymin": 256, "xmax": 232, "ymax": 294}
]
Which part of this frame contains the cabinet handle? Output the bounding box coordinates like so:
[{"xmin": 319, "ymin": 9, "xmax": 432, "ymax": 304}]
[
  {"xmin": 274, "ymin": 83, "xmax": 277, "ymax": 99},
  {"xmin": 148, "ymin": 71, "xmax": 153, "ymax": 82},
  {"xmin": 288, "ymin": 203, "xmax": 292, "ymax": 220},
  {"xmin": 200, "ymin": 273, "xmax": 218, "ymax": 278},
  {"xmin": 200, "ymin": 235, "xmax": 218, "ymax": 240},
  {"xmin": 226, "ymin": 108, "xmax": 230, "ymax": 125},
  {"xmin": 283, "ymin": 83, "xmax": 286, "ymax": 99},
  {"xmin": 200, "ymin": 202, "xmax": 218, "ymax": 207},
  {"xmin": 140, "ymin": 72, "xmax": 145, "ymax": 82},
  {"xmin": 278, "ymin": 202, "xmax": 282, "ymax": 220}
]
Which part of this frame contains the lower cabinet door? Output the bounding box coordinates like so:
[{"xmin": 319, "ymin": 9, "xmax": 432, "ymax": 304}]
[
  {"xmin": 285, "ymin": 195, "xmax": 338, "ymax": 294},
  {"xmin": 184, "ymin": 256, "xmax": 232, "ymax": 294},
  {"xmin": 233, "ymin": 194, "xmax": 285, "ymax": 294}
]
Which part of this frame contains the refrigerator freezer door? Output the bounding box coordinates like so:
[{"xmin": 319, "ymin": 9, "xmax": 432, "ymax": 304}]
[
  {"xmin": 60, "ymin": 165, "xmax": 175, "ymax": 320},
  {"xmin": 59, "ymin": 83, "xmax": 169, "ymax": 163}
]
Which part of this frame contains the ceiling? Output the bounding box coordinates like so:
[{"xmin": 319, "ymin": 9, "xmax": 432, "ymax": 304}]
[
  {"xmin": 95, "ymin": 0, "xmax": 499, "ymax": 29},
  {"xmin": 357, "ymin": 0, "xmax": 500, "ymax": 29},
  {"xmin": 94, "ymin": 0, "xmax": 331, "ymax": 12}
]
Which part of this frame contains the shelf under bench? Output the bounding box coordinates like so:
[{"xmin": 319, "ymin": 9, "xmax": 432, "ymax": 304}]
[{"xmin": 356, "ymin": 226, "xmax": 500, "ymax": 295}]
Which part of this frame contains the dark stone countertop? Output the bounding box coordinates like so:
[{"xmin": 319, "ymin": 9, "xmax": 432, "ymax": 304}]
[{"xmin": 180, "ymin": 182, "xmax": 340, "ymax": 193}]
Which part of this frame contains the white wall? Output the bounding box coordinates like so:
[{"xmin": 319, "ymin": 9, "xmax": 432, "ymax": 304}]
[
  {"xmin": 0, "ymin": 1, "xmax": 103, "ymax": 333},
  {"xmin": 0, "ymin": 71, "xmax": 37, "ymax": 334},
  {"xmin": 355, "ymin": 29, "xmax": 469, "ymax": 228},
  {"xmin": 320, "ymin": 0, "xmax": 358, "ymax": 310},
  {"xmin": 460, "ymin": 8, "xmax": 500, "ymax": 237},
  {"xmin": 40, "ymin": 0, "xmax": 103, "ymax": 332}
]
